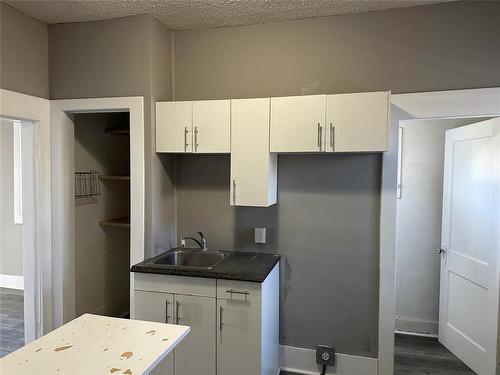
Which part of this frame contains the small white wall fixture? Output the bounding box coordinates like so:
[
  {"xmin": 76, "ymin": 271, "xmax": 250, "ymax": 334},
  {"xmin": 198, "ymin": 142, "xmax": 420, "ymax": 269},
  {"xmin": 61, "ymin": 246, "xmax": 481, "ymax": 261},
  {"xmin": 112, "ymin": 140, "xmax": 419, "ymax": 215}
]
[
  {"xmin": 0, "ymin": 88, "xmax": 51, "ymax": 342},
  {"xmin": 50, "ymin": 97, "xmax": 145, "ymax": 327},
  {"xmin": 379, "ymin": 87, "xmax": 500, "ymax": 375}
]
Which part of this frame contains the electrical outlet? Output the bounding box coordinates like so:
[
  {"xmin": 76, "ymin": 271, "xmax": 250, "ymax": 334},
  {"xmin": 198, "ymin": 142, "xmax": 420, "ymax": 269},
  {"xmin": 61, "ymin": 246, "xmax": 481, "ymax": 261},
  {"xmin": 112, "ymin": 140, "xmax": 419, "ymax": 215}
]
[
  {"xmin": 254, "ymin": 227, "xmax": 266, "ymax": 244},
  {"xmin": 316, "ymin": 345, "xmax": 335, "ymax": 366}
]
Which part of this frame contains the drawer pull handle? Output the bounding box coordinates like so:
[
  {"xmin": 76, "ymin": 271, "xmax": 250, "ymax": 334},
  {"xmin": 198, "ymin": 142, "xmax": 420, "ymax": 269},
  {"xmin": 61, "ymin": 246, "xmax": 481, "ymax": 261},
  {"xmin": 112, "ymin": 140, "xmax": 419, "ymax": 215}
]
[{"xmin": 226, "ymin": 289, "xmax": 250, "ymax": 300}]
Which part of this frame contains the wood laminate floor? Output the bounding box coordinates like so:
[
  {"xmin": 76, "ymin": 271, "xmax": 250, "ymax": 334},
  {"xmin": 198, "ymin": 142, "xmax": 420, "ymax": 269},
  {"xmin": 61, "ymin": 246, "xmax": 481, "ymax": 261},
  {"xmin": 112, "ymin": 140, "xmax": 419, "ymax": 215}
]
[
  {"xmin": 0, "ymin": 287, "xmax": 24, "ymax": 358},
  {"xmin": 394, "ymin": 333, "xmax": 476, "ymax": 375}
]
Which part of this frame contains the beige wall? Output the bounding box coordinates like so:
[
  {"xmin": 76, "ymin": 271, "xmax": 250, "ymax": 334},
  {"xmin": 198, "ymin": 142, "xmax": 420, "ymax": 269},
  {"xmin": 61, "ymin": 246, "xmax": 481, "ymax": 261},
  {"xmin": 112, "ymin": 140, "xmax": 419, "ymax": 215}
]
[
  {"xmin": 49, "ymin": 16, "xmax": 176, "ymax": 256},
  {"xmin": 0, "ymin": 3, "xmax": 49, "ymax": 98},
  {"xmin": 173, "ymin": 1, "xmax": 500, "ymax": 100},
  {"xmin": 0, "ymin": 119, "xmax": 23, "ymax": 277},
  {"xmin": 171, "ymin": 0, "xmax": 500, "ymax": 355}
]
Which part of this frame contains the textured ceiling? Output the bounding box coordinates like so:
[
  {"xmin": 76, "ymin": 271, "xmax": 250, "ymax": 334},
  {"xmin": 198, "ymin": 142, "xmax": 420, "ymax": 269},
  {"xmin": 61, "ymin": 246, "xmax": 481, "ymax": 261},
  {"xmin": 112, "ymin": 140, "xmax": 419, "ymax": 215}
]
[{"xmin": 5, "ymin": 0, "xmax": 455, "ymax": 30}]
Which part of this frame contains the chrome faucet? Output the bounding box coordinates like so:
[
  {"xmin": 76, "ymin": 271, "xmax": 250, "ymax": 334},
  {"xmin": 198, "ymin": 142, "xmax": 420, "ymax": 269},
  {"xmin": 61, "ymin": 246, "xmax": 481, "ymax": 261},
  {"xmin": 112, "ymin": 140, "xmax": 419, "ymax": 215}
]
[{"xmin": 180, "ymin": 232, "xmax": 208, "ymax": 250}]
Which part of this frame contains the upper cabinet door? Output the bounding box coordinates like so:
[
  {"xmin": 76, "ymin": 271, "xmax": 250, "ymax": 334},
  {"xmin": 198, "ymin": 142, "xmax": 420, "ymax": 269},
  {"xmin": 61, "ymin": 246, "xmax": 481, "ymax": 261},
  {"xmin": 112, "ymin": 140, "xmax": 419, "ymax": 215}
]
[
  {"xmin": 230, "ymin": 98, "xmax": 277, "ymax": 207},
  {"xmin": 192, "ymin": 100, "xmax": 231, "ymax": 153},
  {"xmin": 270, "ymin": 94, "xmax": 326, "ymax": 152},
  {"xmin": 156, "ymin": 101, "xmax": 192, "ymax": 153},
  {"xmin": 326, "ymin": 91, "xmax": 390, "ymax": 152}
]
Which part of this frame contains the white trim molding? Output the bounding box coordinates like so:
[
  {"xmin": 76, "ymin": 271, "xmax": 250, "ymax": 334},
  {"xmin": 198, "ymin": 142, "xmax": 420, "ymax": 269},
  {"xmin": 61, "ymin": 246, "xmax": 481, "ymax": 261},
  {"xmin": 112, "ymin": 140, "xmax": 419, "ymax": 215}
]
[
  {"xmin": 280, "ymin": 345, "xmax": 378, "ymax": 375},
  {"xmin": 50, "ymin": 96, "xmax": 145, "ymax": 327},
  {"xmin": 0, "ymin": 274, "xmax": 24, "ymax": 290},
  {"xmin": 13, "ymin": 120, "xmax": 23, "ymax": 224},
  {"xmin": 378, "ymin": 87, "xmax": 500, "ymax": 375},
  {"xmin": 0, "ymin": 88, "xmax": 51, "ymax": 341}
]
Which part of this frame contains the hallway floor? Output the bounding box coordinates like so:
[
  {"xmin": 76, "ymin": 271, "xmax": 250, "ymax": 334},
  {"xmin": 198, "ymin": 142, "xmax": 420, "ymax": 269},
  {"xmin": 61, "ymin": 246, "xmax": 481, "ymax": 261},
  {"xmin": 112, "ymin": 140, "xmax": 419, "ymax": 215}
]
[
  {"xmin": 394, "ymin": 333, "xmax": 476, "ymax": 375},
  {"xmin": 0, "ymin": 287, "xmax": 24, "ymax": 358}
]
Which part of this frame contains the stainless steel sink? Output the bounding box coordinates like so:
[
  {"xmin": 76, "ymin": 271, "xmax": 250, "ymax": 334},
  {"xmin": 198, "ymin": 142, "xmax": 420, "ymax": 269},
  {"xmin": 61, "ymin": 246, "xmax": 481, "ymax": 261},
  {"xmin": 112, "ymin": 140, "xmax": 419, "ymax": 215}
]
[{"xmin": 150, "ymin": 248, "xmax": 227, "ymax": 269}]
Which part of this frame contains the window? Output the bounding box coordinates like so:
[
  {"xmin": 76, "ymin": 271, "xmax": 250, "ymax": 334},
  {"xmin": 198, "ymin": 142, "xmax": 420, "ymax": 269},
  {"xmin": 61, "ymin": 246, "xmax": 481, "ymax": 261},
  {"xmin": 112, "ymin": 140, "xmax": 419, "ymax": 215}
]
[{"xmin": 13, "ymin": 120, "xmax": 22, "ymax": 224}]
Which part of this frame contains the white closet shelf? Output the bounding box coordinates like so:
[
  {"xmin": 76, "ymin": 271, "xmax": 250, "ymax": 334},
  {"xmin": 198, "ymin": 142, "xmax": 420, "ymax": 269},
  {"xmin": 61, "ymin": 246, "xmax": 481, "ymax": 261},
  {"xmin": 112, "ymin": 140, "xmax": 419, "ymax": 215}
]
[
  {"xmin": 99, "ymin": 217, "xmax": 130, "ymax": 228},
  {"xmin": 104, "ymin": 129, "xmax": 129, "ymax": 135},
  {"xmin": 98, "ymin": 175, "xmax": 130, "ymax": 181}
]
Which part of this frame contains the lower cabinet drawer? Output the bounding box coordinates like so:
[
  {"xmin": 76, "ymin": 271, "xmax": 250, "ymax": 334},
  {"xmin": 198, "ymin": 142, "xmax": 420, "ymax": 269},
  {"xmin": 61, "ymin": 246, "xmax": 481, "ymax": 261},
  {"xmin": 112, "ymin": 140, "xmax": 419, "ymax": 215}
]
[{"xmin": 217, "ymin": 279, "xmax": 262, "ymax": 303}]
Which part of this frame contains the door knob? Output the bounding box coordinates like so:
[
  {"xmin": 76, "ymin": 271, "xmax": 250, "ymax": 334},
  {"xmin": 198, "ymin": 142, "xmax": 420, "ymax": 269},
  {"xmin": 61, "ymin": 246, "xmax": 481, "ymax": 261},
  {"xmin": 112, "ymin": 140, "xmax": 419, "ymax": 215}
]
[{"xmin": 437, "ymin": 248, "xmax": 446, "ymax": 255}]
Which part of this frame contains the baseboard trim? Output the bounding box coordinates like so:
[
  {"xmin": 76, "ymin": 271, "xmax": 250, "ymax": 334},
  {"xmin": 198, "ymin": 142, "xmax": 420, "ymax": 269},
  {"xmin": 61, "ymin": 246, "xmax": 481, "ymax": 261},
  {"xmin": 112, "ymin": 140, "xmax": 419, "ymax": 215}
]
[
  {"xmin": 280, "ymin": 345, "xmax": 378, "ymax": 375},
  {"xmin": 395, "ymin": 317, "xmax": 438, "ymax": 336},
  {"xmin": 0, "ymin": 274, "xmax": 24, "ymax": 290}
]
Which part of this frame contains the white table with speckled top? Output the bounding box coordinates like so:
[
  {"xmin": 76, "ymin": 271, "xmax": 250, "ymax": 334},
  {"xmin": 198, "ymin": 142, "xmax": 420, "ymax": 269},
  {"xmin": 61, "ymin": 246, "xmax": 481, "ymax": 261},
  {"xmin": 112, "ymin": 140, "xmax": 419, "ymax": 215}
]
[{"xmin": 0, "ymin": 313, "xmax": 190, "ymax": 375}]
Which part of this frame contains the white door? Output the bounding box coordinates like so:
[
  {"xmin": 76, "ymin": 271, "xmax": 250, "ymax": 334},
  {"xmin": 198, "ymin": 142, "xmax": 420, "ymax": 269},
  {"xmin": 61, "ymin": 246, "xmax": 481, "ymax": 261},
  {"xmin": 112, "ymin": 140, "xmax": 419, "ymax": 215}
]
[
  {"xmin": 156, "ymin": 101, "xmax": 192, "ymax": 153},
  {"xmin": 192, "ymin": 100, "xmax": 230, "ymax": 153},
  {"xmin": 174, "ymin": 294, "xmax": 216, "ymax": 375},
  {"xmin": 439, "ymin": 117, "xmax": 500, "ymax": 375},
  {"xmin": 270, "ymin": 94, "xmax": 326, "ymax": 152},
  {"xmin": 217, "ymin": 299, "xmax": 261, "ymax": 375},
  {"xmin": 230, "ymin": 98, "xmax": 277, "ymax": 207},
  {"xmin": 325, "ymin": 91, "xmax": 389, "ymax": 152},
  {"xmin": 134, "ymin": 290, "xmax": 175, "ymax": 375}
]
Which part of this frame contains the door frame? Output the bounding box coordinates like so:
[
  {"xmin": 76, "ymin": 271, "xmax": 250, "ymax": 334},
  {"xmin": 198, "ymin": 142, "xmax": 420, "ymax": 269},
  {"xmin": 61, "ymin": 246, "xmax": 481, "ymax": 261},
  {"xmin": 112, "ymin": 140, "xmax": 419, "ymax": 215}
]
[
  {"xmin": 0, "ymin": 89, "xmax": 51, "ymax": 341},
  {"xmin": 50, "ymin": 97, "xmax": 145, "ymax": 327},
  {"xmin": 378, "ymin": 87, "xmax": 500, "ymax": 375}
]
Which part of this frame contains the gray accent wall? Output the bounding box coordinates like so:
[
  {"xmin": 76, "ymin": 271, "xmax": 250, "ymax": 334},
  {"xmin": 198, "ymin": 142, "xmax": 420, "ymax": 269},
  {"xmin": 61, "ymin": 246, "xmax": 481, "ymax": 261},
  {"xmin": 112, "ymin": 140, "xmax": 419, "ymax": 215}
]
[
  {"xmin": 176, "ymin": 154, "xmax": 381, "ymax": 355},
  {"xmin": 171, "ymin": 1, "xmax": 500, "ymax": 356},
  {"xmin": 0, "ymin": 3, "xmax": 49, "ymax": 98}
]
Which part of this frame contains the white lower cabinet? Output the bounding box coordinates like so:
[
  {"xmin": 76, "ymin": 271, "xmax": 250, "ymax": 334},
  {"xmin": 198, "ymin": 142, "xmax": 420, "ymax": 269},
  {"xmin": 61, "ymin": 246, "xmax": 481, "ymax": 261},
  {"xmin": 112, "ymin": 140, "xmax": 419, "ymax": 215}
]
[
  {"xmin": 133, "ymin": 264, "xmax": 279, "ymax": 375},
  {"xmin": 134, "ymin": 290, "xmax": 174, "ymax": 375},
  {"xmin": 174, "ymin": 294, "xmax": 216, "ymax": 375},
  {"xmin": 134, "ymin": 291, "xmax": 215, "ymax": 375},
  {"xmin": 217, "ymin": 299, "xmax": 261, "ymax": 375}
]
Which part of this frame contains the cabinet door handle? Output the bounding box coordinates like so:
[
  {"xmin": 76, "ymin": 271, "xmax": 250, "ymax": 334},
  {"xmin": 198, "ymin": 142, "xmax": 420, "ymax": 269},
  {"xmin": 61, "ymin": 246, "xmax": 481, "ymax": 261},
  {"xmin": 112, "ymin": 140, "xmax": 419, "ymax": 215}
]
[
  {"xmin": 317, "ymin": 123, "xmax": 321, "ymax": 149},
  {"xmin": 184, "ymin": 126, "xmax": 188, "ymax": 152},
  {"xmin": 194, "ymin": 126, "xmax": 199, "ymax": 152},
  {"xmin": 330, "ymin": 122, "xmax": 335, "ymax": 151},
  {"xmin": 165, "ymin": 300, "xmax": 171, "ymax": 323},
  {"xmin": 175, "ymin": 301, "xmax": 181, "ymax": 324},
  {"xmin": 219, "ymin": 306, "xmax": 223, "ymax": 332},
  {"xmin": 232, "ymin": 180, "xmax": 236, "ymax": 205}
]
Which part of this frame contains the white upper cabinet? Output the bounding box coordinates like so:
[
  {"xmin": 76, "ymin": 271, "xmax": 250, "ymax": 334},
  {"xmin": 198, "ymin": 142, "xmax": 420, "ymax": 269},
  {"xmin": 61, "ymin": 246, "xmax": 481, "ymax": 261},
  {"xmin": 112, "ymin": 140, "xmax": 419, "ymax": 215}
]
[
  {"xmin": 156, "ymin": 101, "xmax": 192, "ymax": 153},
  {"xmin": 270, "ymin": 94, "xmax": 327, "ymax": 152},
  {"xmin": 326, "ymin": 91, "xmax": 390, "ymax": 152},
  {"xmin": 156, "ymin": 100, "xmax": 230, "ymax": 153},
  {"xmin": 230, "ymin": 98, "xmax": 277, "ymax": 207},
  {"xmin": 192, "ymin": 100, "xmax": 231, "ymax": 153}
]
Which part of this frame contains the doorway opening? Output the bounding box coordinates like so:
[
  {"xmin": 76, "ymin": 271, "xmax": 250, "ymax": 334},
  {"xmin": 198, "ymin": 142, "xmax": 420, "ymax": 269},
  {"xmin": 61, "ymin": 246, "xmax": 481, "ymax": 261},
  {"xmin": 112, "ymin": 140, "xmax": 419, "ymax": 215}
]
[
  {"xmin": 0, "ymin": 117, "xmax": 39, "ymax": 356},
  {"xmin": 73, "ymin": 112, "xmax": 131, "ymax": 318},
  {"xmin": 393, "ymin": 117, "xmax": 499, "ymax": 375}
]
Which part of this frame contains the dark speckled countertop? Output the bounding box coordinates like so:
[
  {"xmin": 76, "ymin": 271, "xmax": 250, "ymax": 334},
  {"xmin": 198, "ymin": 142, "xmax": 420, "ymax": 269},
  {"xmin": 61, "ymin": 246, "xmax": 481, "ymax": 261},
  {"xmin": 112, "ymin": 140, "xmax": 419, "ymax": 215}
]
[{"xmin": 131, "ymin": 249, "xmax": 280, "ymax": 283}]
